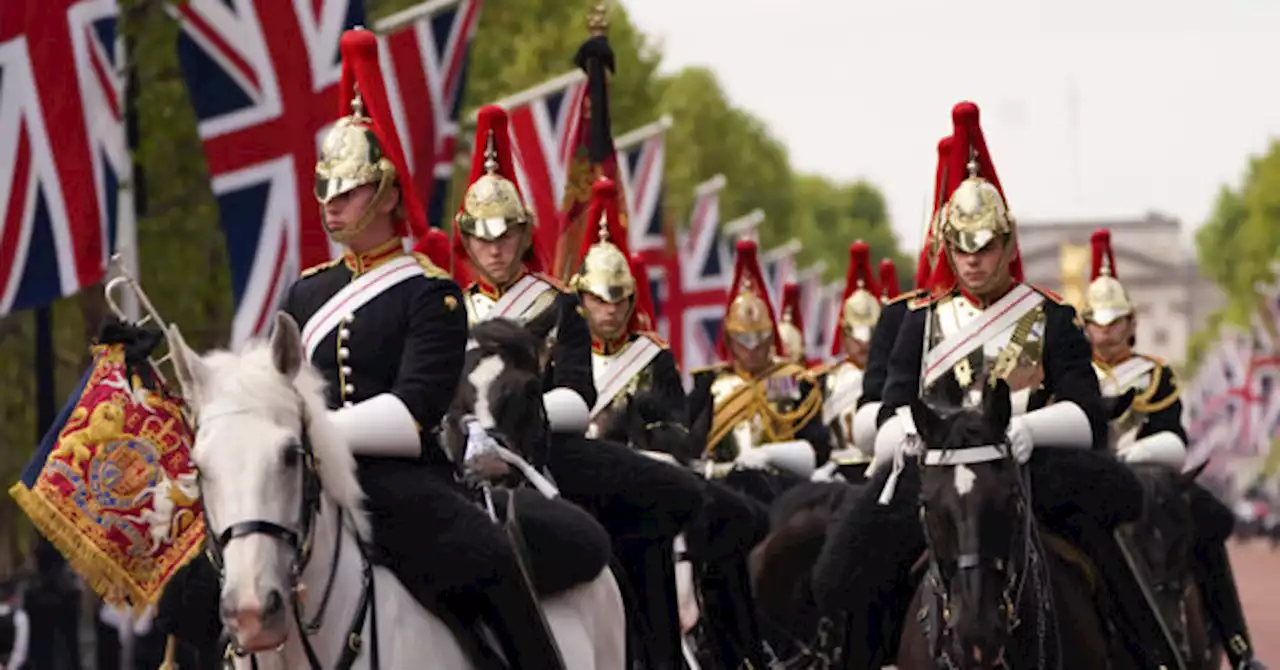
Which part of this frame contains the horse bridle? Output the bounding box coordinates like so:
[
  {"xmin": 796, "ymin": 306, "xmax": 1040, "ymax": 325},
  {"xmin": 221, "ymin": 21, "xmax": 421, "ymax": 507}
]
[
  {"xmin": 917, "ymin": 441, "xmax": 1051, "ymax": 669},
  {"xmin": 195, "ymin": 403, "xmax": 378, "ymax": 670}
]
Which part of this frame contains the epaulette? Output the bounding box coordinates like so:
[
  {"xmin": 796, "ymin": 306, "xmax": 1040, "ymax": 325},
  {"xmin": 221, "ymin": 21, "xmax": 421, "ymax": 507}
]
[
  {"xmin": 299, "ymin": 258, "xmax": 342, "ymax": 279},
  {"xmin": 410, "ymin": 251, "xmax": 452, "ymax": 280},
  {"xmin": 907, "ymin": 290, "xmax": 947, "ymax": 310},
  {"xmin": 885, "ymin": 288, "xmax": 923, "ymax": 306},
  {"xmin": 690, "ymin": 362, "xmax": 728, "ymax": 377},
  {"xmin": 1137, "ymin": 352, "xmax": 1168, "ymax": 367},
  {"xmin": 1029, "ymin": 284, "xmax": 1065, "ymax": 304},
  {"xmin": 636, "ymin": 330, "xmax": 670, "ymax": 349},
  {"xmin": 810, "ymin": 359, "xmax": 840, "ymax": 377},
  {"xmin": 532, "ymin": 272, "xmax": 569, "ymax": 292}
]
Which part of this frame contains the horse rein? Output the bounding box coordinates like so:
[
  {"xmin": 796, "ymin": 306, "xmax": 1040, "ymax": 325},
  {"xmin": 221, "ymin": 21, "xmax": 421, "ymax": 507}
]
[
  {"xmin": 918, "ymin": 440, "xmax": 1057, "ymax": 670},
  {"xmin": 194, "ymin": 402, "xmax": 380, "ymax": 670}
]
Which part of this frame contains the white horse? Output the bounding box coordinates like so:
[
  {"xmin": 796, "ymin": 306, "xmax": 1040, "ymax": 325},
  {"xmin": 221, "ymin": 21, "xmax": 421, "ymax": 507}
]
[{"xmin": 169, "ymin": 312, "xmax": 626, "ymax": 669}]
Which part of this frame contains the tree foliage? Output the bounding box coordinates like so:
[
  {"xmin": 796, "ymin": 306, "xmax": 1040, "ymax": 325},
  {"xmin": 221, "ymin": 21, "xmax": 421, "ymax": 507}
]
[
  {"xmin": 0, "ymin": 0, "xmax": 906, "ymax": 571},
  {"xmin": 1192, "ymin": 139, "xmax": 1280, "ymax": 360}
]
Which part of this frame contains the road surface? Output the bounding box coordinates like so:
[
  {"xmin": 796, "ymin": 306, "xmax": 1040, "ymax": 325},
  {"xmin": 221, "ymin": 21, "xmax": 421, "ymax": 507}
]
[{"xmin": 1229, "ymin": 538, "xmax": 1280, "ymax": 666}]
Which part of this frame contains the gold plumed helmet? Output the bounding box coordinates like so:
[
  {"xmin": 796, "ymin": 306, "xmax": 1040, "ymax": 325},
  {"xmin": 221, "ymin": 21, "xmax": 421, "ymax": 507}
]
[
  {"xmin": 456, "ymin": 105, "xmax": 531, "ymax": 242},
  {"xmin": 931, "ymin": 102, "xmax": 1026, "ymax": 290},
  {"xmin": 315, "ymin": 28, "xmax": 423, "ymax": 244},
  {"xmin": 833, "ymin": 241, "xmax": 881, "ymax": 354},
  {"xmin": 1084, "ymin": 228, "xmax": 1134, "ymax": 326},
  {"xmin": 778, "ymin": 282, "xmax": 806, "ymax": 364},
  {"xmin": 570, "ymin": 179, "xmax": 634, "ymax": 303},
  {"xmin": 719, "ymin": 239, "xmax": 781, "ymax": 359}
]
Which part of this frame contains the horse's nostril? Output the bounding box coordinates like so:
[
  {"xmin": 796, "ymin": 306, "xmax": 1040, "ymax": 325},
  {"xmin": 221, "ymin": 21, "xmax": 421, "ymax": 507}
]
[{"xmin": 262, "ymin": 588, "xmax": 284, "ymax": 618}]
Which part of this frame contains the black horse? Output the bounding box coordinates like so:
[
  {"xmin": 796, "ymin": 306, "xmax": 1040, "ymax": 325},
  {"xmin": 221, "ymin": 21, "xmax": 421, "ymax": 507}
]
[
  {"xmin": 445, "ymin": 317, "xmax": 707, "ymax": 670},
  {"xmin": 896, "ymin": 381, "xmax": 1128, "ymax": 670}
]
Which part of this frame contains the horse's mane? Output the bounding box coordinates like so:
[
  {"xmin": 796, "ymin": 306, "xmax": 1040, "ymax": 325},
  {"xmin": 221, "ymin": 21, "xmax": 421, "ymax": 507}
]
[
  {"xmin": 469, "ymin": 318, "xmax": 543, "ymax": 374},
  {"xmin": 199, "ymin": 342, "xmax": 370, "ymax": 539}
]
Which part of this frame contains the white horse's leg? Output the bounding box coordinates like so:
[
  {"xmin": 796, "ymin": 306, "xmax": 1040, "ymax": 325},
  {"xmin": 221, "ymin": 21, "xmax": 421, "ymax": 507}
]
[{"xmin": 541, "ymin": 568, "xmax": 626, "ymax": 670}]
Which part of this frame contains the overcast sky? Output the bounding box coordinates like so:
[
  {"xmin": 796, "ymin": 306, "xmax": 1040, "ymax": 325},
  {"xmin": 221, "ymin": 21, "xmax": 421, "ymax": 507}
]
[{"xmin": 622, "ymin": 0, "xmax": 1280, "ymax": 253}]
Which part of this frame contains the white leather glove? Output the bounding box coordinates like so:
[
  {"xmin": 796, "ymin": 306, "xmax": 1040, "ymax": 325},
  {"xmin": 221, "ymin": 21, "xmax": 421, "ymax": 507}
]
[
  {"xmin": 811, "ymin": 461, "xmax": 840, "ymax": 482},
  {"xmin": 1007, "ymin": 416, "xmax": 1034, "ymax": 464},
  {"xmin": 734, "ymin": 447, "xmax": 771, "ymax": 471}
]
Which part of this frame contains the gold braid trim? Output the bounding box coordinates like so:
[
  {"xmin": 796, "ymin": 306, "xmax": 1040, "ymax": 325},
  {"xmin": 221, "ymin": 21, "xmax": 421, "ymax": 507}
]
[
  {"xmin": 1131, "ymin": 364, "xmax": 1182, "ymax": 414},
  {"xmin": 704, "ymin": 365, "xmax": 823, "ymax": 452},
  {"xmin": 8, "ymin": 482, "xmax": 203, "ymax": 606}
]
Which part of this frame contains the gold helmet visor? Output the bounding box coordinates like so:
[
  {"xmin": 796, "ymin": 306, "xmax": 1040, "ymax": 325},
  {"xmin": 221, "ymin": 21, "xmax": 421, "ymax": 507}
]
[
  {"xmin": 942, "ymin": 176, "xmax": 1013, "ymax": 254},
  {"xmin": 1083, "ymin": 275, "xmax": 1134, "ymax": 326},
  {"xmin": 571, "ymin": 241, "xmax": 635, "ymax": 303},
  {"xmin": 315, "ymin": 120, "xmax": 393, "ymax": 204},
  {"xmin": 725, "ymin": 291, "xmax": 774, "ymax": 349}
]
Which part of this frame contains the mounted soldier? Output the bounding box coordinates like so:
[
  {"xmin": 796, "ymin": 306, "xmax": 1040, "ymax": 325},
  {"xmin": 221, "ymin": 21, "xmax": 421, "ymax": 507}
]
[
  {"xmin": 813, "ymin": 101, "xmax": 1180, "ymax": 669},
  {"xmin": 777, "ymin": 282, "xmax": 808, "ymax": 367},
  {"xmin": 572, "ymin": 179, "xmax": 685, "ymax": 447},
  {"xmin": 567, "ymin": 177, "xmax": 693, "ymax": 669},
  {"xmin": 155, "ymin": 28, "xmax": 565, "ymax": 667},
  {"xmin": 453, "ymin": 107, "xmax": 705, "ymax": 667},
  {"xmin": 687, "ymin": 239, "xmax": 830, "ymax": 499},
  {"xmin": 1085, "ymin": 229, "xmax": 1265, "ymax": 670},
  {"xmin": 849, "ymin": 136, "xmax": 952, "ymax": 456},
  {"xmin": 813, "ymin": 241, "xmax": 883, "ymax": 482}
]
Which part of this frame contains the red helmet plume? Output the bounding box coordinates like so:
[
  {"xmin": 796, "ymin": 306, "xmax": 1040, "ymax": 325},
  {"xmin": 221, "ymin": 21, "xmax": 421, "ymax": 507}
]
[
  {"xmin": 831, "ymin": 241, "xmax": 879, "ymax": 355},
  {"xmin": 718, "ymin": 238, "xmax": 782, "ymax": 360},
  {"xmin": 917, "ymin": 135, "xmax": 954, "ymax": 289},
  {"xmin": 334, "ymin": 28, "xmax": 427, "ymax": 241},
  {"xmin": 879, "ymin": 258, "xmax": 901, "ymax": 301},
  {"xmin": 1090, "ymin": 229, "xmax": 1118, "ymax": 280},
  {"xmin": 629, "ymin": 254, "xmax": 657, "ymax": 333}
]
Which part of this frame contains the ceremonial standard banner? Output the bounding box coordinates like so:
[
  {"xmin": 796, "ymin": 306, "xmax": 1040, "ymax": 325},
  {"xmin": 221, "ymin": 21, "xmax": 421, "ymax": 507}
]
[{"xmin": 9, "ymin": 323, "xmax": 203, "ymax": 606}]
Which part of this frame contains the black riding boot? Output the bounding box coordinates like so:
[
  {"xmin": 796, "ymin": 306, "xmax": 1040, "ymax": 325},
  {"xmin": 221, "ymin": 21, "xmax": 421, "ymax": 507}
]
[
  {"xmin": 616, "ymin": 537, "xmax": 684, "ymax": 670},
  {"xmin": 1072, "ymin": 518, "xmax": 1180, "ymax": 669},
  {"xmin": 471, "ymin": 556, "xmax": 566, "ymax": 670},
  {"xmin": 154, "ymin": 553, "xmax": 225, "ymax": 659},
  {"xmin": 1196, "ymin": 540, "xmax": 1266, "ymax": 670},
  {"xmin": 698, "ymin": 553, "xmax": 768, "ymax": 669}
]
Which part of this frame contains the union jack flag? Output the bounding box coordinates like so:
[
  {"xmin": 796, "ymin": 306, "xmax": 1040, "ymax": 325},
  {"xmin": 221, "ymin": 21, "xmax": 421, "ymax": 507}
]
[
  {"xmin": 615, "ymin": 115, "xmax": 671, "ymax": 259},
  {"xmin": 673, "ymin": 174, "xmax": 729, "ymax": 378},
  {"xmin": 374, "ymin": 0, "xmax": 481, "ymax": 228},
  {"xmin": 760, "ymin": 239, "xmax": 800, "ymax": 310},
  {"xmin": 174, "ymin": 0, "xmax": 364, "ymax": 347},
  {"xmin": 0, "ymin": 0, "xmax": 131, "ymax": 315},
  {"xmin": 616, "ymin": 115, "xmax": 673, "ymax": 340},
  {"xmin": 794, "ymin": 262, "xmax": 827, "ymax": 361},
  {"xmin": 482, "ymin": 71, "xmax": 586, "ymax": 271},
  {"xmin": 807, "ymin": 282, "xmax": 841, "ymax": 364}
]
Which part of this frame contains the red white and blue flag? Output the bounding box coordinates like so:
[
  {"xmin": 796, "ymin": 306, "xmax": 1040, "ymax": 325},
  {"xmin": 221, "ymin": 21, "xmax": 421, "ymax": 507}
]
[
  {"xmin": 616, "ymin": 115, "xmax": 673, "ymax": 339},
  {"xmin": 0, "ymin": 0, "xmax": 132, "ymax": 315},
  {"xmin": 374, "ymin": 0, "xmax": 481, "ymax": 229},
  {"xmin": 177, "ymin": 0, "xmax": 481, "ymax": 348},
  {"xmin": 673, "ymin": 174, "xmax": 729, "ymax": 378},
  {"xmin": 760, "ymin": 239, "xmax": 800, "ymax": 310},
  {"xmin": 794, "ymin": 262, "xmax": 827, "ymax": 362},
  {"xmin": 174, "ymin": 0, "xmax": 364, "ymax": 347},
  {"xmin": 615, "ymin": 115, "xmax": 671, "ymax": 259},
  {"xmin": 484, "ymin": 71, "xmax": 586, "ymax": 271}
]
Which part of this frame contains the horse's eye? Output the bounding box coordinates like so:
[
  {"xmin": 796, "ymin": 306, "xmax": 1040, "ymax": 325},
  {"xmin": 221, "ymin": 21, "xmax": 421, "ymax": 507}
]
[{"xmin": 283, "ymin": 445, "xmax": 301, "ymax": 468}]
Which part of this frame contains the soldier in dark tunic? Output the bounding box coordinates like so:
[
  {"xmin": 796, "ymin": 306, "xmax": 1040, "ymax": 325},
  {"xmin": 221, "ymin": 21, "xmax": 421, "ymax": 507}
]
[
  {"xmin": 849, "ymin": 135, "xmax": 951, "ymax": 455},
  {"xmin": 568, "ymin": 178, "xmax": 693, "ymax": 668},
  {"xmin": 452, "ymin": 108, "xmax": 705, "ymax": 667},
  {"xmin": 813, "ymin": 101, "xmax": 1179, "ymax": 669},
  {"xmin": 1085, "ymin": 228, "xmax": 1266, "ymax": 670},
  {"xmin": 811, "ymin": 241, "xmax": 884, "ymax": 482},
  {"xmin": 156, "ymin": 28, "xmax": 563, "ymax": 668}
]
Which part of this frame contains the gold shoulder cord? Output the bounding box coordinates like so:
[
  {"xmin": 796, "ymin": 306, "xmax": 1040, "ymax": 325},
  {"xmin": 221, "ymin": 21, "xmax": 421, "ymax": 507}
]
[{"xmin": 1131, "ymin": 364, "xmax": 1181, "ymax": 414}]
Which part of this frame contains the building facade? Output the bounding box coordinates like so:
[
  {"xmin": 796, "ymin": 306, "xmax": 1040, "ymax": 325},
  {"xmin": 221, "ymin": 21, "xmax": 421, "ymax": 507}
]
[{"xmin": 1015, "ymin": 212, "xmax": 1223, "ymax": 368}]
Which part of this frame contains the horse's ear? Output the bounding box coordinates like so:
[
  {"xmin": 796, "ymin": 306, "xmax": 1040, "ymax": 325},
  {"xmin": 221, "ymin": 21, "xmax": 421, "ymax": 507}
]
[
  {"xmin": 908, "ymin": 397, "xmax": 944, "ymax": 447},
  {"xmin": 984, "ymin": 379, "xmax": 1012, "ymax": 431},
  {"xmin": 1180, "ymin": 459, "xmax": 1209, "ymax": 490},
  {"xmin": 167, "ymin": 323, "xmax": 207, "ymax": 407},
  {"xmin": 270, "ymin": 312, "xmax": 304, "ymax": 379}
]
